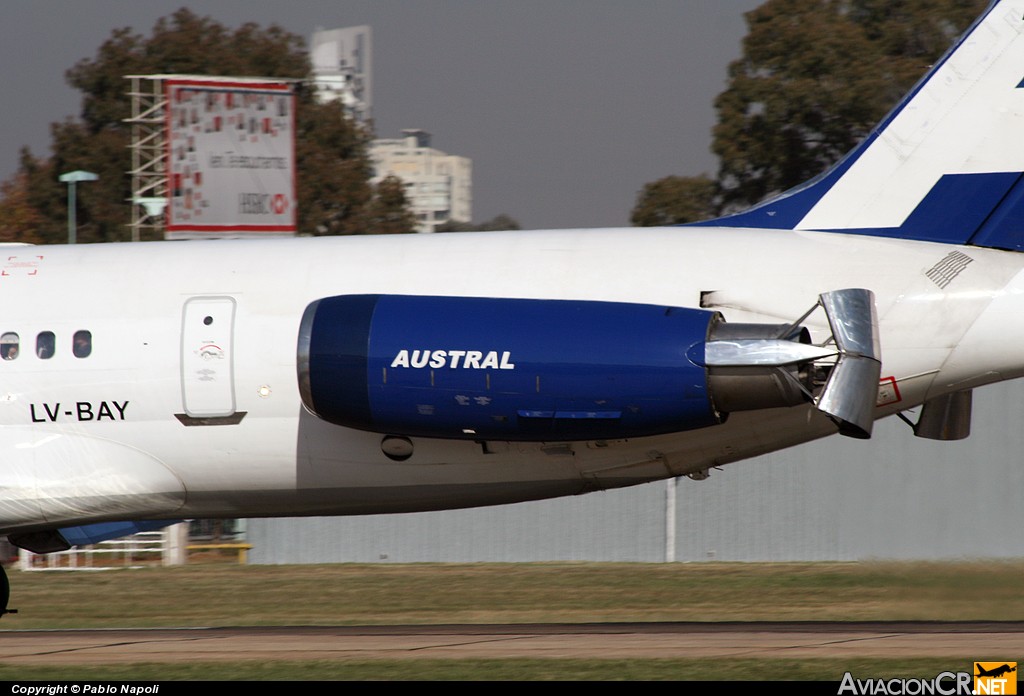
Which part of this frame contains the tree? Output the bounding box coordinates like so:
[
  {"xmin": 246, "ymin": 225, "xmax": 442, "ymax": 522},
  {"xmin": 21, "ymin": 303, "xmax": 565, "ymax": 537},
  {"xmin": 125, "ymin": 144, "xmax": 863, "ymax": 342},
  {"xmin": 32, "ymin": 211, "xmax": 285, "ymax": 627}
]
[
  {"xmin": 294, "ymin": 99, "xmax": 374, "ymax": 236},
  {"xmin": 633, "ymin": 0, "xmax": 987, "ymax": 222},
  {"xmin": 714, "ymin": 0, "xmax": 986, "ymax": 211},
  {"xmin": 358, "ymin": 175, "xmax": 417, "ymax": 235},
  {"xmin": 435, "ymin": 214, "xmax": 522, "ymax": 232},
  {"xmin": 3, "ymin": 8, "xmax": 397, "ymax": 243},
  {"xmin": 631, "ymin": 175, "xmax": 717, "ymax": 226},
  {"xmin": 0, "ymin": 170, "xmax": 45, "ymax": 244},
  {"xmin": 8, "ymin": 148, "xmax": 56, "ymax": 243}
]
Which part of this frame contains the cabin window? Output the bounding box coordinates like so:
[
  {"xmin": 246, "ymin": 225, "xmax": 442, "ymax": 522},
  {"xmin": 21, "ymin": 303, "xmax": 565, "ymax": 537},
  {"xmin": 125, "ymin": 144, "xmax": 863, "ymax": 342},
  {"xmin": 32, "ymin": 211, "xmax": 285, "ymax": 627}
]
[
  {"xmin": 1, "ymin": 333, "xmax": 18, "ymax": 361},
  {"xmin": 36, "ymin": 332, "xmax": 55, "ymax": 360},
  {"xmin": 73, "ymin": 330, "xmax": 92, "ymax": 358}
]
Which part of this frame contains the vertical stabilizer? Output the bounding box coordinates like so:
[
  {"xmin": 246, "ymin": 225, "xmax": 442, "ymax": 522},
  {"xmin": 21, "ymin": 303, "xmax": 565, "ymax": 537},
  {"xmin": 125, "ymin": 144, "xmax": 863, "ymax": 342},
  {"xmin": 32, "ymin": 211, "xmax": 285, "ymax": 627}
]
[{"xmin": 692, "ymin": 1, "xmax": 1024, "ymax": 251}]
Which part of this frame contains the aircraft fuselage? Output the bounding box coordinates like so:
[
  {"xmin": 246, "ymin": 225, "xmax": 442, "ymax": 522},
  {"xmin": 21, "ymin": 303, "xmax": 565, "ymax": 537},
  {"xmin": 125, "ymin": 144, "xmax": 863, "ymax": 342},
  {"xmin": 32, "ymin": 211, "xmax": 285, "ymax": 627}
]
[{"xmin": 0, "ymin": 226, "xmax": 1020, "ymax": 534}]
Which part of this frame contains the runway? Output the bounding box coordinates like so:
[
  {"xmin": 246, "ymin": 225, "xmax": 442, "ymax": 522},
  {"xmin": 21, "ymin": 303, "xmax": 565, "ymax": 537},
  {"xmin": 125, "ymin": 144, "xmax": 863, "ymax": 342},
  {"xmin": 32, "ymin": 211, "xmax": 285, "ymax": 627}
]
[{"xmin": 3, "ymin": 622, "xmax": 1022, "ymax": 665}]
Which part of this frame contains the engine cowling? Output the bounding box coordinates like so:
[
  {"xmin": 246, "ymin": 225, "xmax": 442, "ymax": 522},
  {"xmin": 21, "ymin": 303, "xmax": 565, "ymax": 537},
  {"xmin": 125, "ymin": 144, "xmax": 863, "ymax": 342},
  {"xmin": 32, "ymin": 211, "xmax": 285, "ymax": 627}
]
[
  {"xmin": 299, "ymin": 294, "xmax": 727, "ymax": 441},
  {"xmin": 298, "ymin": 290, "xmax": 879, "ymax": 441}
]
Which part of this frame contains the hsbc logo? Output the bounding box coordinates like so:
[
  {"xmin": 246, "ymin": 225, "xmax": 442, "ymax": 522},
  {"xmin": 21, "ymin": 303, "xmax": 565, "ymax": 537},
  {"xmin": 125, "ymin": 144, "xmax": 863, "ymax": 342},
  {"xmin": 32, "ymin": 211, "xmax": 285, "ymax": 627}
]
[{"xmin": 239, "ymin": 193, "xmax": 290, "ymax": 215}]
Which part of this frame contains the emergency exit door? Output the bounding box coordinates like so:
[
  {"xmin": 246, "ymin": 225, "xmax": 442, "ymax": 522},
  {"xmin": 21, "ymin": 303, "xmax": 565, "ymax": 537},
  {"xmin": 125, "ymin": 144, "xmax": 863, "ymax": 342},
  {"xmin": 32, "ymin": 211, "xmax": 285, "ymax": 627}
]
[{"xmin": 181, "ymin": 296, "xmax": 237, "ymax": 418}]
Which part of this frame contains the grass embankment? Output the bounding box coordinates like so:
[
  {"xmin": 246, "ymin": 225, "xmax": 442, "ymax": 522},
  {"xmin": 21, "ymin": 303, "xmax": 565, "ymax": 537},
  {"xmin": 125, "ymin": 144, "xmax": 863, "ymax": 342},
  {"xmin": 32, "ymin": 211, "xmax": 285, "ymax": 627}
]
[
  {"xmin": 0, "ymin": 658, "xmax": 975, "ymax": 681},
  {"xmin": 7, "ymin": 561, "xmax": 1022, "ymax": 628},
  {"xmin": 2, "ymin": 561, "xmax": 1019, "ymax": 679}
]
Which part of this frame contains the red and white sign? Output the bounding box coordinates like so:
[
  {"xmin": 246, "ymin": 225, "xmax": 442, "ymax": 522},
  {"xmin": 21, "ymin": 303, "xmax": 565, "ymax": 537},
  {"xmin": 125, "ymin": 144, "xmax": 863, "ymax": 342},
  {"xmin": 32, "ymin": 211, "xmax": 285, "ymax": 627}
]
[
  {"xmin": 876, "ymin": 376, "xmax": 902, "ymax": 407},
  {"xmin": 165, "ymin": 78, "xmax": 296, "ymax": 238}
]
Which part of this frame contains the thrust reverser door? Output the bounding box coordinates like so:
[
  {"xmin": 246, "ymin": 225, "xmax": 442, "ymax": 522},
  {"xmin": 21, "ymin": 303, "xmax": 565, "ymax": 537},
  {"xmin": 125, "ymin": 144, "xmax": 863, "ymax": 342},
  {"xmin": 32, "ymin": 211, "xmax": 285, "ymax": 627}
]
[{"xmin": 699, "ymin": 288, "xmax": 881, "ymax": 438}]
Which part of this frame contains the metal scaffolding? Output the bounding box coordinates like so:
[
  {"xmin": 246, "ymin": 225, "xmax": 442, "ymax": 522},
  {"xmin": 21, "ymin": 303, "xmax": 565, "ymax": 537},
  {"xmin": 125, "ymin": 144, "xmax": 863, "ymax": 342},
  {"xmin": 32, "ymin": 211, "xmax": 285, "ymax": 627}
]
[{"xmin": 125, "ymin": 75, "xmax": 169, "ymax": 241}]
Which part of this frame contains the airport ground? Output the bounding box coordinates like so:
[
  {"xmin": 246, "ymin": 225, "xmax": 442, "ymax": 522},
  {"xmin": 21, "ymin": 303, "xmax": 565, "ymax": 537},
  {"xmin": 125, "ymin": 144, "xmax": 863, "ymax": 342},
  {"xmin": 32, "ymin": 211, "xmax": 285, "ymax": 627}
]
[{"xmin": 1, "ymin": 561, "xmax": 1021, "ymax": 680}]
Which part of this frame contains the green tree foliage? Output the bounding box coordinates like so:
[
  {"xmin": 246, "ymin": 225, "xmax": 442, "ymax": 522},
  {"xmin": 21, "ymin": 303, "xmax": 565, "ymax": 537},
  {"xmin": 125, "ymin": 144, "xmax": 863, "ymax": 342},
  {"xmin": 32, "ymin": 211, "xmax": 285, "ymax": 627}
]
[
  {"xmin": 294, "ymin": 99, "xmax": 374, "ymax": 236},
  {"xmin": 0, "ymin": 169, "xmax": 44, "ymax": 244},
  {"xmin": 632, "ymin": 0, "xmax": 987, "ymax": 223},
  {"xmin": 0, "ymin": 8, "xmax": 396, "ymax": 243},
  {"xmin": 631, "ymin": 175, "xmax": 717, "ymax": 226},
  {"xmin": 358, "ymin": 175, "xmax": 417, "ymax": 235},
  {"xmin": 714, "ymin": 0, "xmax": 986, "ymax": 211},
  {"xmin": 435, "ymin": 214, "xmax": 522, "ymax": 232},
  {"xmin": 8, "ymin": 148, "xmax": 56, "ymax": 243}
]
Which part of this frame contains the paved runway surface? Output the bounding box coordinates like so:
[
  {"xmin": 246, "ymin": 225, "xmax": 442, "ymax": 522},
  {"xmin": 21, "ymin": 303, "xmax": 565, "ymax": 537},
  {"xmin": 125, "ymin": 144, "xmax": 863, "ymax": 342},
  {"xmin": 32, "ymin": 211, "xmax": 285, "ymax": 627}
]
[{"xmin": 3, "ymin": 622, "xmax": 1022, "ymax": 665}]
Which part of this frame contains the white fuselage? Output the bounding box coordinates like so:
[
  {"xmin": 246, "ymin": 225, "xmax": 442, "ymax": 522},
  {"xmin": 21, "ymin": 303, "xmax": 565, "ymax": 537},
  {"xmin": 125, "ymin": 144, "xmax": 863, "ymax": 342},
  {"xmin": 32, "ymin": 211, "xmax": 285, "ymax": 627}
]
[{"xmin": 1, "ymin": 227, "xmax": 1022, "ymax": 534}]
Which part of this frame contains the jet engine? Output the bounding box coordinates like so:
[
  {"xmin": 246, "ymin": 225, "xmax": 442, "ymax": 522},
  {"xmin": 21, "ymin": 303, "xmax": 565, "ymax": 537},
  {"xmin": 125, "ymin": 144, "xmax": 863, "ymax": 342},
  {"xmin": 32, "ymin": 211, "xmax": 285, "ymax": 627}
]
[{"xmin": 297, "ymin": 290, "xmax": 879, "ymax": 442}]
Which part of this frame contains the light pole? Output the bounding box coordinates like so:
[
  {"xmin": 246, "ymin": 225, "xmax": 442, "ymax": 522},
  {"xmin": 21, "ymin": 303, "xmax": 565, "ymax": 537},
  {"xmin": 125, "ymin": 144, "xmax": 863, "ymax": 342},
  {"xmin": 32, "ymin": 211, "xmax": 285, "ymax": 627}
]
[{"xmin": 59, "ymin": 170, "xmax": 98, "ymax": 245}]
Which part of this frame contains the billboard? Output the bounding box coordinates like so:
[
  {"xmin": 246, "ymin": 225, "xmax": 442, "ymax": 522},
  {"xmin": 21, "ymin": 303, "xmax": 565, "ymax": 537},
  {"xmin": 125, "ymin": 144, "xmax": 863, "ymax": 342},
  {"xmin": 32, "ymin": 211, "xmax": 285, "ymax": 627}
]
[{"xmin": 166, "ymin": 78, "xmax": 296, "ymax": 238}]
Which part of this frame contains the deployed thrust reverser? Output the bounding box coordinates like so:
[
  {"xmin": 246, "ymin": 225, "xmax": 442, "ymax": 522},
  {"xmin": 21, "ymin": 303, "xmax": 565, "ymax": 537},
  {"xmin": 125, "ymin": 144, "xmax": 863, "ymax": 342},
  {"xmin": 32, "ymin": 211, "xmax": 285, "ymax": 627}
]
[{"xmin": 298, "ymin": 289, "xmax": 879, "ymax": 443}]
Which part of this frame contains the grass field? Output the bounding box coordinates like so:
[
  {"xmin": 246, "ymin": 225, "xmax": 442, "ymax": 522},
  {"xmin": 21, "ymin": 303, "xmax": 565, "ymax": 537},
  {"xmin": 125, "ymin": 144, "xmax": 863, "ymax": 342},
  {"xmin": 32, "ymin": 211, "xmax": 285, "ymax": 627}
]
[
  {"xmin": 3, "ymin": 560, "xmax": 1021, "ymax": 679},
  {"xmin": 0, "ymin": 658, "xmax": 981, "ymax": 681}
]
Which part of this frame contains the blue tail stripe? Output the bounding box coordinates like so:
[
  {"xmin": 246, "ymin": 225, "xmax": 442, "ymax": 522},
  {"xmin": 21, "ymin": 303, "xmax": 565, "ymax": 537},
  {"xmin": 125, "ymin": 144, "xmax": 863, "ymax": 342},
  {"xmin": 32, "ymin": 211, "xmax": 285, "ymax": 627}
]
[
  {"xmin": 900, "ymin": 172, "xmax": 1019, "ymax": 244},
  {"xmin": 790, "ymin": 172, "xmax": 1020, "ymax": 245},
  {"xmin": 969, "ymin": 172, "xmax": 1024, "ymax": 250},
  {"xmin": 697, "ymin": 171, "xmax": 1024, "ymax": 247},
  {"xmin": 687, "ymin": 144, "xmax": 873, "ymax": 231}
]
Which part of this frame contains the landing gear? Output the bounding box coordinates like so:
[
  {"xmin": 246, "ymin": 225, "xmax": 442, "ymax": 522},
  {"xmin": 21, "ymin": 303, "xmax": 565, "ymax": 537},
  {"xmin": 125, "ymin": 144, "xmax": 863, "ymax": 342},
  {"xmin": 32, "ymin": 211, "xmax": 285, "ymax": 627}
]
[{"xmin": 0, "ymin": 563, "xmax": 16, "ymax": 617}]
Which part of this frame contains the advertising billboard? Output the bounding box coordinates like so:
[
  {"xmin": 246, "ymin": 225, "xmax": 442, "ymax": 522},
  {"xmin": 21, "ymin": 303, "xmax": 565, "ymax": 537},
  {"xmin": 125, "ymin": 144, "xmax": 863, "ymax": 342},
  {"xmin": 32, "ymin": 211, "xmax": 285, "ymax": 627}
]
[{"xmin": 166, "ymin": 78, "xmax": 295, "ymax": 238}]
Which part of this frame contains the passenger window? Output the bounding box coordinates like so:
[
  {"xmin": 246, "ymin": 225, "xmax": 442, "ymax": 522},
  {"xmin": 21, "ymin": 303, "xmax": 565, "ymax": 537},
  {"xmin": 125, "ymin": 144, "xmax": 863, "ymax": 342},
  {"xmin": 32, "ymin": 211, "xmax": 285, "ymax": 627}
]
[
  {"xmin": 36, "ymin": 331, "xmax": 55, "ymax": 360},
  {"xmin": 1, "ymin": 333, "xmax": 18, "ymax": 361},
  {"xmin": 73, "ymin": 330, "xmax": 92, "ymax": 358}
]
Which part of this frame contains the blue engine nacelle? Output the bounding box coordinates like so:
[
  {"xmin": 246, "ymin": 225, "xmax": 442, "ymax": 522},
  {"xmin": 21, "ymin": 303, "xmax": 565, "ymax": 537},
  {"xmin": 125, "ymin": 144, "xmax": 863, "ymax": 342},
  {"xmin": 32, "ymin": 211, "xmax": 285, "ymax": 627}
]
[{"xmin": 298, "ymin": 294, "xmax": 729, "ymax": 441}]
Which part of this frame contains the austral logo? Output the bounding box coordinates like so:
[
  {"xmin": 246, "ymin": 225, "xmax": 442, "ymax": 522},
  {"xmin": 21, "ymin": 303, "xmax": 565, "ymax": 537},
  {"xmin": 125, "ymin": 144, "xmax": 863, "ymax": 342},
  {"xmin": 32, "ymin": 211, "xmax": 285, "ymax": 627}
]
[
  {"xmin": 391, "ymin": 350, "xmax": 515, "ymax": 370},
  {"xmin": 975, "ymin": 663, "xmax": 1017, "ymax": 695}
]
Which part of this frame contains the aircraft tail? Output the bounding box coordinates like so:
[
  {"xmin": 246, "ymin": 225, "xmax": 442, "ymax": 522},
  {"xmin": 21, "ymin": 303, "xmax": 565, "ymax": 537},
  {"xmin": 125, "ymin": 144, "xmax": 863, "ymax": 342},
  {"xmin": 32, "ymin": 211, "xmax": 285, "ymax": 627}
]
[{"xmin": 691, "ymin": 0, "xmax": 1024, "ymax": 252}]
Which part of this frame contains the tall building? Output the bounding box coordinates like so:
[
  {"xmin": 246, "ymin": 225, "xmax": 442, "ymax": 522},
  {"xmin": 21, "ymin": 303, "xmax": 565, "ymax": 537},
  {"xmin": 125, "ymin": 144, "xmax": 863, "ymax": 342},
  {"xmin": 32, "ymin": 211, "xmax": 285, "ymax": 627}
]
[
  {"xmin": 310, "ymin": 26, "xmax": 372, "ymax": 124},
  {"xmin": 370, "ymin": 130, "xmax": 472, "ymax": 233}
]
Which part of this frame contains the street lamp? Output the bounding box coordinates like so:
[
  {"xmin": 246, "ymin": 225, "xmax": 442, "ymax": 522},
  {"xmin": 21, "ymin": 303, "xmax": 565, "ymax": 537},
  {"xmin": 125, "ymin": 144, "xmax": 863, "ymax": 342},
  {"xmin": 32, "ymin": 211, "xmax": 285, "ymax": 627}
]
[{"xmin": 59, "ymin": 170, "xmax": 99, "ymax": 245}]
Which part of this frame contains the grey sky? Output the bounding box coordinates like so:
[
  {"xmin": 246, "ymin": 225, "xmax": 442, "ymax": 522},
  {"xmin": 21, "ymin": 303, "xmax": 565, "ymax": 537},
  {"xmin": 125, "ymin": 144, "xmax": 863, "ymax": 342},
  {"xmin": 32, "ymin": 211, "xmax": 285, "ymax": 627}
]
[{"xmin": 0, "ymin": 1, "xmax": 762, "ymax": 229}]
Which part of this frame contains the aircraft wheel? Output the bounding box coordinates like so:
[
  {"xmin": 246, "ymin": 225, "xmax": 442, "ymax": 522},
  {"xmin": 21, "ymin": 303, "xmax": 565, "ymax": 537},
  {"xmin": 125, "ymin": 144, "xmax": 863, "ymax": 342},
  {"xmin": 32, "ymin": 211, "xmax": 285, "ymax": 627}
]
[{"xmin": 0, "ymin": 563, "xmax": 13, "ymax": 616}]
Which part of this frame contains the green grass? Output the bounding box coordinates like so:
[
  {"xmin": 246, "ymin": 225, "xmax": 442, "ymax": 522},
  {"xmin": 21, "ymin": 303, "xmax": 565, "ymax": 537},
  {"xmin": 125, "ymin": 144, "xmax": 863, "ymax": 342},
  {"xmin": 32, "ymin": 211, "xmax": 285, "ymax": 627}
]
[
  {"xmin": 7, "ymin": 560, "xmax": 1024, "ymax": 628},
  {"xmin": 3, "ymin": 561, "xmax": 1020, "ymax": 680},
  {"xmin": 0, "ymin": 658, "xmax": 981, "ymax": 681}
]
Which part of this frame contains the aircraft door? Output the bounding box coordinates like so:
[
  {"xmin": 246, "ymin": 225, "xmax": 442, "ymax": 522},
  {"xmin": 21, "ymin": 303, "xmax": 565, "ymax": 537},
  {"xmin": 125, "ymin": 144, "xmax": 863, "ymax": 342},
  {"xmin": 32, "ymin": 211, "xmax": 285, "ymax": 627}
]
[{"xmin": 181, "ymin": 296, "xmax": 237, "ymax": 418}]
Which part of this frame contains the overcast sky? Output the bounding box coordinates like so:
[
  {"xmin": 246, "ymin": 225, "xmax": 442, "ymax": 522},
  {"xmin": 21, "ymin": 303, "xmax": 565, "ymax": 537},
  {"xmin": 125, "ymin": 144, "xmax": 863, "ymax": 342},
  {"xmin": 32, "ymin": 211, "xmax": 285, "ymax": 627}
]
[{"xmin": 0, "ymin": 1, "xmax": 763, "ymax": 230}]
